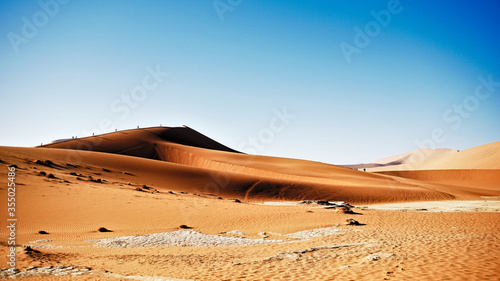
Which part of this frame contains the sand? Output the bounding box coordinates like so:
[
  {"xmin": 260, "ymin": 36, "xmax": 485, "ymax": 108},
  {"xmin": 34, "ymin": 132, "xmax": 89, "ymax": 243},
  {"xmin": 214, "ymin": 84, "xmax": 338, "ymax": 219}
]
[
  {"xmin": 343, "ymin": 148, "xmax": 459, "ymax": 170},
  {"xmin": 1, "ymin": 126, "xmax": 499, "ymax": 280},
  {"xmin": 362, "ymin": 200, "xmax": 500, "ymax": 212},
  {"xmin": 368, "ymin": 141, "xmax": 500, "ymax": 171}
]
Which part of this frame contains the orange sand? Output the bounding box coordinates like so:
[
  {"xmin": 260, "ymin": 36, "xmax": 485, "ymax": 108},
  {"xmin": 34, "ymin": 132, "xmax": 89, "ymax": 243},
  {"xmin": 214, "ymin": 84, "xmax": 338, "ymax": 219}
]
[{"xmin": 0, "ymin": 126, "xmax": 499, "ymax": 280}]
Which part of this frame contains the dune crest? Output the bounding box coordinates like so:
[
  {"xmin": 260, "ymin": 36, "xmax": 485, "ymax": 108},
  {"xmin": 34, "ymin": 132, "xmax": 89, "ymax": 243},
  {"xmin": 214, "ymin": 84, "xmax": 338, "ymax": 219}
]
[
  {"xmin": 24, "ymin": 126, "xmax": 496, "ymax": 203},
  {"xmin": 369, "ymin": 141, "xmax": 500, "ymax": 171}
]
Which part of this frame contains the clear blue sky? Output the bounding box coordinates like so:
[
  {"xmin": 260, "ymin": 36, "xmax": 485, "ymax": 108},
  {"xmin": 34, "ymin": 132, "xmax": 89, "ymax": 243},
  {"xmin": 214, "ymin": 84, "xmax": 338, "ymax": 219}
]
[{"xmin": 1, "ymin": 0, "xmax": 499, "ymax": 164}]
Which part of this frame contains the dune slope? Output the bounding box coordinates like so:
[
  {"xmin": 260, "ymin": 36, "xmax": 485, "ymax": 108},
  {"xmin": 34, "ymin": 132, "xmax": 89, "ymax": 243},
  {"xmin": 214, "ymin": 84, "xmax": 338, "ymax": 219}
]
[
  {"xmin": 13, "ymin": 126, "xmax": 492, "ymax": 203},
  {"xmin": 369, "ymin": 141, "xmax": 500, "ymax": 171}
]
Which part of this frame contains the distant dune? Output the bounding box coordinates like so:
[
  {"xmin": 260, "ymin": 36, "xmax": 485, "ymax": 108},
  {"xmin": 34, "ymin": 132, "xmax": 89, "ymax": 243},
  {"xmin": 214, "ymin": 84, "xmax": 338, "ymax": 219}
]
[
  {"xmin": 373, "ymin": 148, "xmax": 458, "ymax": 165},
  {"xmin": 359, "ymin": 142, "xmax": 500, "ymax": 192},
  {"xmin": 369, "ymin": 141, "xmax": 500, "ymax": 171},
  {"xmin": 342, "ymin": 148, "xmax": 457, "ymax": 170}
]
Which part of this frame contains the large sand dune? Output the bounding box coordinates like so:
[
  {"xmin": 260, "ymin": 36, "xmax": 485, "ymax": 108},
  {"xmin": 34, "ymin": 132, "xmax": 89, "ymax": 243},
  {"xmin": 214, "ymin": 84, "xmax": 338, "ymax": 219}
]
[
  {"xmin": 24, "ymin": 126, "xmax": 495, "ymax": 203},
  {"xmin": 1, "ymin": 127, "xmax": 499, "ymax": 280}
]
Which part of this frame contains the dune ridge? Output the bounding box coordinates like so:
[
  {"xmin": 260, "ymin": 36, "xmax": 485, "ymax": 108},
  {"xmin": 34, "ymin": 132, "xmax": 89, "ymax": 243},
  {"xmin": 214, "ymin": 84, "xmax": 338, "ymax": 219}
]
[
  {"xmin": 1, "ymin": 127, "xmax": 499, "ymax": 281},
  {"xmin": 368, "ymin": 141, "xmax": 500, "ymax": 171},
  {"xmin": 23, "ymin": 126, "xmax": 496, "ymax": 203},
  {"xmin": 373, "ymin": 148, "xmax": 458, "ymax": 165}
]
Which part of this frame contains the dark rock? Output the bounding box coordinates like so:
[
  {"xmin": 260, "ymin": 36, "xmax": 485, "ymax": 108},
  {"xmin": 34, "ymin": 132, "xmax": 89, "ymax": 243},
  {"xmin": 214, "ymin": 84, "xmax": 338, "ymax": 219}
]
[
  {"xmin": 98, "ymin": 227, "xmax": 112, "ymax": 232},
  {"xmin": 336, "ymin": 206, "xmax": 354, "ymax": 214},
  {"xmin": 24, "ymin": 246, "xmax": 41, "ymax": 253},
  {"xmin": 345, "ymin": 218, "xmax": 362, "ymax": 225},
  {"xmin": 316, "ymin": 200, "xmax": 332, "ymax": 205}
]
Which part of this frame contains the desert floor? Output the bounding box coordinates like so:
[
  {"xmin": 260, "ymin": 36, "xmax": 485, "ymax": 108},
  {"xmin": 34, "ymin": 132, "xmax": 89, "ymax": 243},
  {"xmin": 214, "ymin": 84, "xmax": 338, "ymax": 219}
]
[
  {"xmin": 1, "ymin": 128, "xmax": 499, "ymax": 280},
  {"xmin": 1, "ymin": 170, "xmax": 498, "ymax": 280}
]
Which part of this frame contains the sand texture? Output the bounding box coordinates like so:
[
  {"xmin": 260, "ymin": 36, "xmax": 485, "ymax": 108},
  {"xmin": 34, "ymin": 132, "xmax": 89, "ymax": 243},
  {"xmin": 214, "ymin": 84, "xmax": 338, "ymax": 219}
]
[{"xmin": 1, "ymin": 126, "xmax": 499, "ymax": 280}]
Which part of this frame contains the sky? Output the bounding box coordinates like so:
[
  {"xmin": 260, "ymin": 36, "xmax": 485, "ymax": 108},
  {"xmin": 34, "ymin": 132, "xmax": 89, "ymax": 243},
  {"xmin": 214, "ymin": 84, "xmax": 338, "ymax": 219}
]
[{"xmin": 1, "ymin": 0, "xmax": 499, "ymax": 164}]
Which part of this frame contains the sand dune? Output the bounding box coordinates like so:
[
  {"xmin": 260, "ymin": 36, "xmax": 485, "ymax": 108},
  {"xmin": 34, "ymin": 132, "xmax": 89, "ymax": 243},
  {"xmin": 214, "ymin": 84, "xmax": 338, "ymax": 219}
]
[
  {"xmin": 1, "ymin": 126, "xmax": 499, "ymax": 280},
  {"xmin": 372, "ymin": 148, "xmax": 457, "ymax": 165},
  {"xmin": 0, "ymin": 145, "xmax": 458, "ymax": 205},
  {"xmin": 369, "ymin": 141, "xmax": 500, "ymax": 171},
  {"xmin": 22, "ymin": 126, "xmax": 493, "ymax": 203},
  {"xmin": 376, "ymin": 169, "xmax": 500, "ymax": 190},
  {"xmin": 362, "ymin": 142, "xmax": 500, "ymax": 196},
  {"xmin": 342, "ymin": 148, "xmax": 457, "ymax": 170}
]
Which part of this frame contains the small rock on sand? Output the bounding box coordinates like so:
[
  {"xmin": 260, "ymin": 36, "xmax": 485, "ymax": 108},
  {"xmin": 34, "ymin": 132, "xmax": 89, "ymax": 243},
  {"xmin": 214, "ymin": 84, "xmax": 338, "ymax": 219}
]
[{"xmin": 345, "ymin": 219, "xmax": 361, "ymax": 225}]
